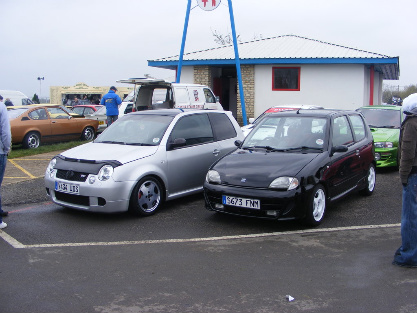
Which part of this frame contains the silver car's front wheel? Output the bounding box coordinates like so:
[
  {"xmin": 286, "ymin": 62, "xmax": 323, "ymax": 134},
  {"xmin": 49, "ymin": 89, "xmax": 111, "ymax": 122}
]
[{"xmin": 129, "ymin": 177, "xmax": 163, "ymax": 216}]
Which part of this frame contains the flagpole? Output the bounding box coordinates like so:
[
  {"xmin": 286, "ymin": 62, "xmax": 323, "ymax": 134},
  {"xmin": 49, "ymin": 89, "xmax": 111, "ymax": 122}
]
[{"xmin": 176, "ymin": 0, "xmax": 192, "ymax": 83}]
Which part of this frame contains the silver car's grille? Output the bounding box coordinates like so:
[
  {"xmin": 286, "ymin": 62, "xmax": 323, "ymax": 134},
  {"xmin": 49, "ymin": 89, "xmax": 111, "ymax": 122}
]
[{"xmin": 56, "ymin": 169, "xmax": 88, "ymax": 182}]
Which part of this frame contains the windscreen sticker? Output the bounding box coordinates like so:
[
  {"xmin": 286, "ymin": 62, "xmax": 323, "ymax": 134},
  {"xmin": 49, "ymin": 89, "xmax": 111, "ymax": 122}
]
[
  {"xmin": 316, "ymin": 139, "xmax": 324, "ymax": 146},
  {"xmin": 153, "ymin": 138, "xmax": 160, "ymax": 144}
]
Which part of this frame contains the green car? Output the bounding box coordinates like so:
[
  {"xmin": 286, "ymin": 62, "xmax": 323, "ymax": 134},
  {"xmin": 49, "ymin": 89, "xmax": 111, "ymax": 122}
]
[{"xmin": 357, "ymin": 105, "xmax": 403, "ymax": 167}]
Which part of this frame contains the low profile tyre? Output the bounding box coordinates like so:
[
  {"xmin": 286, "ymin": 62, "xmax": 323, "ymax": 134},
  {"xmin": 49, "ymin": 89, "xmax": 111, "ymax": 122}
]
[
  {"xmin": 129, "ymin": 177, "xmax": 164, "ymax": 216},
  {"xmin": 81, "ymin": 126, "xmax": 95, "ymax": 141},
  {"xmin": 303, "ymin": 184, "xmax": 326, "ymax": 226},
  {"xmin": 23, "ymin": 132, "xmax": 41, "ymax": 149},
  {"xmin": 359, "ymin": 163, "xmax": 376, "ymax": 196}
]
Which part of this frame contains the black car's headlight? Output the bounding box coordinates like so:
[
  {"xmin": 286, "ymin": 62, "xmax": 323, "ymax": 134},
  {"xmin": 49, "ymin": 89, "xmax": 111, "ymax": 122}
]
[
  {"xmin": 97, "ymin": 165, "xmax": 114, "ymax": 181},
  {"xmin": 269, "ymin": 177, "xmax": 299, "ymax": 190},
  {"xmin": 206, "ymin": 170, "xmax": 221, "ymax": 184}
]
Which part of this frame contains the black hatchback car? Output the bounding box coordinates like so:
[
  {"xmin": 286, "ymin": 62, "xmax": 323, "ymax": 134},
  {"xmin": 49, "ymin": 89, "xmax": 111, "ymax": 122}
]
[{"xmin": 203, "ymin": 109, "xmax": 376, "ymax": 226}]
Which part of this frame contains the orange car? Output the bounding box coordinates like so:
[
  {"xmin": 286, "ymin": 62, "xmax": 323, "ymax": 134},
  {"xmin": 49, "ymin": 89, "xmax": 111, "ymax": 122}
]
[{"xmin": 8, "ymin": 105, "xmax": 99, "ymax": 148}]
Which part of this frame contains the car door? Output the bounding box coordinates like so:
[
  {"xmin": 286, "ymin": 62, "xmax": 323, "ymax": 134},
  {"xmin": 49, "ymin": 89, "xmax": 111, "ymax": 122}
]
[
  {"xmin": 348, "ymin": 113, "xmax": 374, "ymax": 182},
  {"xmin": 165, "ymin": 113, "xmax": 221, "ymax": 195},
  {"xmin": 26, "ymin": 108, "xmax": 53, "ymax": 141},
  {"xmin": 327, "ymin": 114, "xmax": 360, "ymax": 199},
  {"xmin": 46, "ymin": 107, "xmax": 80, "ymax": 141}
]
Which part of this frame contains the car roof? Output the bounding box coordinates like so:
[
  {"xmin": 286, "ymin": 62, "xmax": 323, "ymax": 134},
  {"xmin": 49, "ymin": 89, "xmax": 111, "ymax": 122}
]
[
  {"xmin": 129, "ymin": 108, "xmax": 223, "ymax": 117},
  {"xmin": 268, "ymin": 109, "xmax": 358, "ymax": 118},
  {"xmin": 358, "ymin": 105, "xmax": 402, "ymax": 111}
]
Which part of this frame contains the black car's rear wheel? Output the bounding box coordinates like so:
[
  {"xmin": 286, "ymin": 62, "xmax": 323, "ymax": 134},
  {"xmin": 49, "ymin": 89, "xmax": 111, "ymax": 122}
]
[
  {"xmin": 129, "ymin": 177, "xmax": 163, "ymax": 216},
  {"xmin": 359, "ymin": 163, "xmax": 376, "ymax": 196},
  {"xmin": 303, "ymin": 184, "xmax": 326, "ymax": 226}
]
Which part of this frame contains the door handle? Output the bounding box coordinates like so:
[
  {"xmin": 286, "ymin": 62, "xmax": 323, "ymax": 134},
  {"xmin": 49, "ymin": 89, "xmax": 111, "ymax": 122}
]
[{"xmin": 213, "ymin": 149, "xmax": 220, "ymax": 156}]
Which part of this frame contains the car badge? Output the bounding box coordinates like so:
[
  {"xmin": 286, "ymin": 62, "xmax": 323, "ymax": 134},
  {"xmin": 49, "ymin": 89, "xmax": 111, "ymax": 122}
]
[{"xmin": 241, "ymin": 178, "xmax": 247, "ymax": 183}]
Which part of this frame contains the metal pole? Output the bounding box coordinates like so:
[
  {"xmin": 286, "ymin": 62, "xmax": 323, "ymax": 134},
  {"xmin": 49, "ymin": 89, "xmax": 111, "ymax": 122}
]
[
  {"xmin": 176, "ymin": 0, "xmax": 192, "ymax": 83},
  {"xmin": 227, "ymin": 0, "xmax": 247, "ymax": 125}
]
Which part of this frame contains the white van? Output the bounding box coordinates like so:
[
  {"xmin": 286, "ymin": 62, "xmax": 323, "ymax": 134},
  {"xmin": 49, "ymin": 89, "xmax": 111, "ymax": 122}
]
[
  {"xmin": 116, "ymin": 78, "xmax": 223, "ymax": 111},
  {"xmin": 0, "ymin": 90, "xmax": 34, "ymax": 106}
]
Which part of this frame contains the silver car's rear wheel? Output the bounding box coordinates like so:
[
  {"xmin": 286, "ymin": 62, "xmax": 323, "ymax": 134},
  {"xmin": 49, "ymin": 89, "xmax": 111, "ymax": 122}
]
[{"xmin": 129, "ymin": 177, "xmax": 163, "ymax": 216}]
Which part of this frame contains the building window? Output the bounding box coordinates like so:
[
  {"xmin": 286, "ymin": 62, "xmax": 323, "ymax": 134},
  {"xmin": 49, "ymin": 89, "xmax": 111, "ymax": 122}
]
[{"xmin": 272, "ymin": 67, "xmax": 300, "ymax": 91}]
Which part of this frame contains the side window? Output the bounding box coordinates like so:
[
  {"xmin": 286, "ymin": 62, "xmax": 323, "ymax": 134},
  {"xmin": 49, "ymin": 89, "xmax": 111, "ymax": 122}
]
[
  {"xmin": 85, "ymin": 108, "xmax": 94, "ymax": 115},
  {"xmin": 170, "ymin": 114, "xmax": 214, "ymax": 147},
  {"xmin": 28, "ymin": 108, "xmax": 48, "ymax": 120},
  {"xmin": 203, "ymin": 88, "xmax": 216, "ymax": 103},
  {"xmin": 349, "ymin": 114, "xmax": 366, "ymax": 142},
  {"xmin": 332, "ymin": 116, "xmax": 354, "ymax": 146},
  {"xmin": 208, "ymin": 113, "xmax": 237, "ymax": 141},
  {"xmin": 47, "ymin": 107, "xmax": 70, "ymax": 119}
]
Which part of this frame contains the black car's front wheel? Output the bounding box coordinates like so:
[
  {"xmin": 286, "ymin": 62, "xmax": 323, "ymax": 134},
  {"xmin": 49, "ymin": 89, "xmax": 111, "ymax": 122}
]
[
  {"xmin": 129, "ymin": 177, "xmax": 163, "ymax": 216},
  {"xmin": 359, "ymin": 163, "xmax": 376, "ymax": 196},
  {"xmin": 303, "ymin": 184, "xmax": 326, "ymax": 226}
]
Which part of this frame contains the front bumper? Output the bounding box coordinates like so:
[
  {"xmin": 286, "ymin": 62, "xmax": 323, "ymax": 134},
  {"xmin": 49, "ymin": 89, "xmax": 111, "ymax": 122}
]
[
  {"xmin": 203, "ymin": 182, "xmax": 312, "ymax": 220},
  {"xmin": 44, "ymin": 171, "xmax": 135, "ymax": 213},
  {"xmin": 374, "ymin": 147, "xmax": 398, "ymax": 167}
]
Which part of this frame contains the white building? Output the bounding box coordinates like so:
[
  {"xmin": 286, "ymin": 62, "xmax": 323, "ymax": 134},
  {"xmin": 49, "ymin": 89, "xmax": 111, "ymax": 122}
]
[{"xmin": 148, "ymin": 35, "xmax": 399, "ymax": 124}]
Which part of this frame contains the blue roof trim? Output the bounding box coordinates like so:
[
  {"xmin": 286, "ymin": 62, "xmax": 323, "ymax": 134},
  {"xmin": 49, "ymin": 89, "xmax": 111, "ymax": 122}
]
[{"xmin": 148, "ymin": 57, "xmax": 399, "ymax": 68}]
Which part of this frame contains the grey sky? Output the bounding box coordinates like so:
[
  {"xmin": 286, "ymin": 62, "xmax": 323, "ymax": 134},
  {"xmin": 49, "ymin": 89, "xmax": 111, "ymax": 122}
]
[{"xmin": 1, "ymin": 0, "xmax": 416, "ymax": 99}]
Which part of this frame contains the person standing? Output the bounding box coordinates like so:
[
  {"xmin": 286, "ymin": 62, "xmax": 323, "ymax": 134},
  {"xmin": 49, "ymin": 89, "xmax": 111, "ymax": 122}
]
[
  {"xmin": 0, "ymin": 95, "xmax": 12, "ymax": 229},
  {"xmin": 393, "ymin": 93, "xmax": 417, "ymax": 268},
  {"xmin": 100, "ymin": 86, "xmax": 122, "ymax": 126}
]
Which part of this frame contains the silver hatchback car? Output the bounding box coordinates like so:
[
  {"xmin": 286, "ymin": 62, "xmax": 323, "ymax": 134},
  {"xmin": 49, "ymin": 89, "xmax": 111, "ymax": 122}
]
[{"xmin": 44, "ymin": 109, "xmax": 244, "ymax": 216}]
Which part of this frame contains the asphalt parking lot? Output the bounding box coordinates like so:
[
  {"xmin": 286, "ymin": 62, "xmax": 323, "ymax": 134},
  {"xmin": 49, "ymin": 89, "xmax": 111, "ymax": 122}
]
[{"xmin": 1, "ymin": 154, "xmax": 416, "ymax": 313}]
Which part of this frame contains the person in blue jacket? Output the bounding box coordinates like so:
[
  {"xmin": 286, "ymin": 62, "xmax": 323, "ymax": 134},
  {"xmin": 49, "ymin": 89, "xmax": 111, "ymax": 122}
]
[{"xmin": 100, "ymin": 86, "xmax": 122, "ymax": 126}]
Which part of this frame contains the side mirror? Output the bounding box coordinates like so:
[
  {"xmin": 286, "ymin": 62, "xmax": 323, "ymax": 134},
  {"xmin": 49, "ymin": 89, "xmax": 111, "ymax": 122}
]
[
  {"xmin": 167, "ymin": 138, "xmax": 186, "ymax": 150},
  {"xmin": 330, "ymin": 145, "xmax": 348, "ymax": 156},
  {"xmin": 234, "ymin": 140, "xmax": 243, "ymax": 148}
]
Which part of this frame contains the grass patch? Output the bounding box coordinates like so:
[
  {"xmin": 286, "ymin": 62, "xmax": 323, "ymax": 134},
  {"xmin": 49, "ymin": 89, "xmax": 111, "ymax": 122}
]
[{"xmin": 9, "ymin": 140, "xmax": 89, "ymax": 159}]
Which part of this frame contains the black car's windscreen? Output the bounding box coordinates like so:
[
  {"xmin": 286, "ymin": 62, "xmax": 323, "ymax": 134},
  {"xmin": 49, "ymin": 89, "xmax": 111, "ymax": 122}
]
[
  {"xmin": 243, "ymin": 116, "xmax": 328, "ymax": 150},
  {"xmin": 95, "ymin": 114, "xmax": 174, "ymax": 146},
  {"xmin": 358, "ymin": 109, "xmax": 401, "ymax": 128}
]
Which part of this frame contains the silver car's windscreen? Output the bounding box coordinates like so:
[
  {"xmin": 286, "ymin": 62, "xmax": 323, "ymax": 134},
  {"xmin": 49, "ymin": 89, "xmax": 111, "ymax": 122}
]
[
  {"xmin": 243, "ymin": 116, "xmax": 328, "ymax": 150},
  {"xmin": 95, "ymin": 114, "xmax": 174, "ymax": 146}
]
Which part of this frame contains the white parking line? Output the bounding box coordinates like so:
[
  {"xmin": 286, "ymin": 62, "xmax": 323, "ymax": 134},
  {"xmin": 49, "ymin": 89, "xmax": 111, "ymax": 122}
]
[{"xmin": 0, "ymin": 223, "xmax": 401, "ymax": 249}]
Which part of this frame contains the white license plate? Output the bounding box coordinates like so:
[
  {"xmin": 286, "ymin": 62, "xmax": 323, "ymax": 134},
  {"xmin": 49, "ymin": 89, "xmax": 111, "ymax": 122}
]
[
  {"xmin": 222, "ymin": 195, "xmax": 260, "ymax": 209},
  {"xmin": 55, "ymin": 182, "xmax": 80, "ymax": 194}
]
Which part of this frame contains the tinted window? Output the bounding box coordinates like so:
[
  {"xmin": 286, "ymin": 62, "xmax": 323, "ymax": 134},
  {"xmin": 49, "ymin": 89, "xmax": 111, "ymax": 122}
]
[
  {"xmin": 332, "ymin": 116, "xmax": 354, "ymax": 146},
  {"xmin": 357, "ymin": 108, "xmax": 401, "ymax": 128},
  {"xmin": 29, "ymin": 108, "xmax": 48, "ymax": 120},
  {"xmin": 208, "ymin": 113, "xmax": 237, "ymax": 141},
  {"xmin": 349, "ymin": 114, "xmax": 366, "ymax": 141},
  {"xmin": 170, "ymin": 114, "xmax": 214, "ymax": 146},
  {"xmin": 203, "ymin": 88, "xmax": 216, "ymax": 103}
]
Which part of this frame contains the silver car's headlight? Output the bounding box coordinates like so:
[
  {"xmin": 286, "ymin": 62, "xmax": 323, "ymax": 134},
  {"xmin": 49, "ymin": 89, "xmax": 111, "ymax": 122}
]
[
  {"xmin": 98, "ymin": 165, "xmax": 114, "ymax": 181},
  {"xmin": 269, "ymin": 177, "xmax": 299, "ymax": 190},
  {"xmin": 47, "ymin": 158, "xmax": 57, "ymax": 178},
  {"xmin": 206, "ymin": 170, "xmax": 221, "ymax": 184}
]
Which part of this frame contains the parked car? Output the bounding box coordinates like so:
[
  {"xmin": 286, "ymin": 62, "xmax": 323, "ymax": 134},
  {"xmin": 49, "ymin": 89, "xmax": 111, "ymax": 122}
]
[
  {"xmin": 71, "ymin": 104, "xmax": 103, "ymax": 116},
  {"xmin": 85, "ymin": 101, "xmax": 134, "ymax": 133},
  {"xmin": 8, "ymin": 105, "xmax": 99, "ymax": 148},
  {"xmin": 44, "ymin": 109, "xmax": 244, "ymax": 215},
  {"xmin": 356, "ymin": 105, "xmax": 403, "ymax": 167},
  {"xmin": 204, "ymin": 109, "xmax": 376, "ymax": 226},
  {"xmin": 241, "ymin": 104, "xmax": 323, "ymax": 136}
]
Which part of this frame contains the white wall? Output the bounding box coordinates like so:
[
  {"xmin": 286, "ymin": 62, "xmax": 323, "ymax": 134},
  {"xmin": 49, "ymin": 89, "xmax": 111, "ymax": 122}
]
[
  {"xmin": 178, "ymin": 67, "xmax": 194, "ymax": 83},
  {"xmin": 254, "ymin": 64, "xmax": 367, "ymax": 117}
]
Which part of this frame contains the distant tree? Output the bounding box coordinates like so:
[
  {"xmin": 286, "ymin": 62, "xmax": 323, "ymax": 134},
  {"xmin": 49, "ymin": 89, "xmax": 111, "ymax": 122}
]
[
  {"xmin": 32, "ymin": 94, "xmax": 40, "ymax": 104},
  {"xmin": 212, "ymin": 30, "xmax": 241, "ymax": 46},
  {"xmin": 382, "ymin": 84, "xmax": 417, "ymax": 104}
]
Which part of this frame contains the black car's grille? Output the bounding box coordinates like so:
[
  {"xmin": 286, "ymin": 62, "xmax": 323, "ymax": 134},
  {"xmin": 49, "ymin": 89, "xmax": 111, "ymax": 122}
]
[
  {"xmin": 55, "ymin": 191, "xmax": 90, "ymax": 206},
  {"xmin": 56, "ymin": 169, "xmax": 89, "ymax": 182}
]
